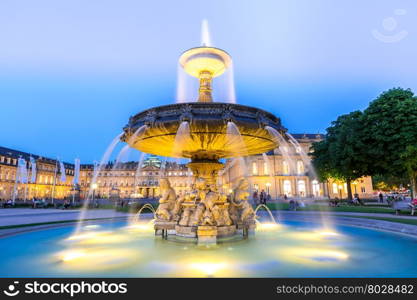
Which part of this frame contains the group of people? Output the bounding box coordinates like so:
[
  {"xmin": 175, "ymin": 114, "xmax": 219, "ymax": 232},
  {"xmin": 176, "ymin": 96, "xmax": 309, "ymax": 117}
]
[
  {"xmin": 252, "ymin": 190, "xmax": 271, "ymax": 205},
  {"xmin": 0, "ymin": 199, "xmax": 14, "ymax": 208},
  {"xmin": 381, "ymin": 192, "xmax": 408, "ymax": 205}
]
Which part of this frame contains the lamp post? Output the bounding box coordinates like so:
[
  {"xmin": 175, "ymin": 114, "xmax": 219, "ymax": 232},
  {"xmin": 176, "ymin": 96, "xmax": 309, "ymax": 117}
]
[{"xmin": 266, "ymin": 182, "xmax": 271, "ymax": 196}]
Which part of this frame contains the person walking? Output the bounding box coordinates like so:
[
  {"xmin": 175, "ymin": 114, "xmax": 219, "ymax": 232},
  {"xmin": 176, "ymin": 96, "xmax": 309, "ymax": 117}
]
[
  {"xmin": 253, "ymin": 191, "xmax": 259, "ymax": 205},
  {"xmin": 379, "ymin": 192, "xmax": 384, "ymax": 203},
  {"xmin": 260, "ymin": 190, "xmax": 266, "ymax": 205}
]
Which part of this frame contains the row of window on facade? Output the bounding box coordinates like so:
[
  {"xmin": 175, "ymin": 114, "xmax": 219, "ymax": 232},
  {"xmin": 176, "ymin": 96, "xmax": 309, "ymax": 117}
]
[
  {"xmin": 81, "ymin": 179, "xmax": 193, "ymax": 188},
  {"xmin": 0, "ymin": 156, "xmax": 17, "ymax": 165},
  {"xmin": 0, "ymin": 170, "xmax": 71, "ymax": 185},
  {"xmin": 253, "ymin": 179, "xmax": 321, "ymax": 197},
  {"xmin": 252, "ymin": 160, "xmax": 305, "ymax": 175},
  {"xmin": 331, "ymin": 182, "xmax": 366, "ymax": 194},
  {"xmin": 0, "ymin": 156, "xmax": 74, "ymax": 175},
  {"xmin": 85, "ymin": 171, "xmax": 192, "ymax": 177}
]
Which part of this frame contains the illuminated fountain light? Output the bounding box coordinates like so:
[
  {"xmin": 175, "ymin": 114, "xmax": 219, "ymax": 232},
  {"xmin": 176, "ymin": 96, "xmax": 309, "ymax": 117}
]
[
  {"xmin": 124, "ymin": 221, "xmax": 155, "ymax": 232},
  {"xmin": 57, "ymin": 248, "xmax": 140, "ymax": 271},
  {"xmin": 66, "ymin": 231, "xmax": 134, "ymax": 245},
  {"xmin": 83, "ymin": 225, "xmax": 101, "ymax": 230},
  {"xmin": 189, "ymin": 262, "xmax": 227, "ymax": 277},
  {"xmin": 317, "ymin": 230, "xmax": 340, "ymax": 237},
  {"xmin": 284, "ymin": 229, "xmax": 342, "ymax": 242},
  {"xmin": 278, "ymin": 247, "xmax": 349, "ymax": 265},
  {"xmin": 256, "ymin": 222, "xmax": 281, "ymax": 231},
  {"xmin": 61, "ymin": 249, "xmax": 86, "ymax": 262}
]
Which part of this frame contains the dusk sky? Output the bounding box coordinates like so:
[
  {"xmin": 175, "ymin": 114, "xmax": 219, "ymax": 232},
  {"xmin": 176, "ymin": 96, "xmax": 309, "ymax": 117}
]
[{"xmin": 0, "ymin": 0, "xmax": 416, "ymax": 163}]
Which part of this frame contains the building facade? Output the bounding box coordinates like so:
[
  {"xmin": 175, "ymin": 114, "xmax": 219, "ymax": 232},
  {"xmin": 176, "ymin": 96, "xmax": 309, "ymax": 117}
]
[
  {"xmin": 221, "ymin": 134, "xmax": 374, "ymax": 199},
  {"xmin": 0, "ymin": 147, "xmax": 75, "ymax": 201},
  {"xmin": 0, "ymin": 133, "xmax": 374, "ymax": 202}
]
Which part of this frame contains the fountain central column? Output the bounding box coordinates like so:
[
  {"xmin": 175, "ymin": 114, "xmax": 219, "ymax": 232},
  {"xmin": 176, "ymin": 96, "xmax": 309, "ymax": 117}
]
[
  {"xmin": 187, "ymin": 158, "xmax": 223, "ymax": 188},
  {"xmin": 198, "ymin": 70, "xmax": 213, "ymax": 102}
]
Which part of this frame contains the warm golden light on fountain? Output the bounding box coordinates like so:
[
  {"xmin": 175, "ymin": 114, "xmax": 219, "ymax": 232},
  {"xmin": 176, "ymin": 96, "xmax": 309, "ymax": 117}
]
[{"xmin": 179, "ymin": 47, "xmax": 232, "ymax": 102}]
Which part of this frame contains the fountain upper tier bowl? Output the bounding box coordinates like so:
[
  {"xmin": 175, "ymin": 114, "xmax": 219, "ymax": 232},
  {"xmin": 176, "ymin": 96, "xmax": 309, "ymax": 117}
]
[{"xmin": 122, "ymin": 102, "xmax": 286, "ymax": 159}]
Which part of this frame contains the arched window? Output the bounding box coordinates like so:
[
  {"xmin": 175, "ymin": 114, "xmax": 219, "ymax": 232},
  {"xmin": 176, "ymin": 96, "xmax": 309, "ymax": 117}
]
[
  {"xmin": 263, "ymin": 162, "xmax": 269, "ymax": 175},
  {"xmin": 312, "ymin": 180, "xmax": 320, "ymax": 197},
  {"xmin": 282, "ymin": 161, "xmax": 289, "ymax": 175},
  {"xmin": 297, "ymin": 180, "xmax": 306, "ymax": 197},
  {"xmin": 283, "ymin": 180, "xmax": 292, "ymax": 196},
  {"xmin": 297, "ymin": 161, "xmax": 304, "ymax": 175},
  {"xmin": 252, "ymin": 162, "xmax": 258, "ymax": 175},
  {"xmin": 332, "ymin": 183, "xmax": 338, "ymax": 194}
]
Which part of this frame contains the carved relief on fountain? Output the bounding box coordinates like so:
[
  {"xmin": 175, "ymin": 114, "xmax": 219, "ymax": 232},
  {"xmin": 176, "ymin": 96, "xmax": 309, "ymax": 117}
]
[
  {"xmin": 155, "ymin": 175, "xmax": 255, "ymax": 240},
  {"xmin": 229, "ymin": 178, "xmax": 256, "ymax": 227},
  {"xmin": 155, "ymin": 178, "xmax": 177, "ymax": 222}
]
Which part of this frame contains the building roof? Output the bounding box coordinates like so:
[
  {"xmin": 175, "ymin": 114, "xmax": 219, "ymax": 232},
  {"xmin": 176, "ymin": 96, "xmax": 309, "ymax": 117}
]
[
  {"xmin": 0, "ymin": 146, "xmax": 74, "ymax": 169},
  {"xmin": 290, "ymin": 133, "xmax": 324, "ymax": 140}
]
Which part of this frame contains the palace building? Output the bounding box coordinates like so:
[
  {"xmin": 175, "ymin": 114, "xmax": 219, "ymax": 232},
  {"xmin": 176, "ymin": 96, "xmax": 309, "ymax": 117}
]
[
  {"xmin": 0, "ymin": 134, "xmax": 374, "ymax": 202},
  {"xmin": 221, "ymin": 134, "xmax": 373, "ymax": 199},
  {"xmin": 0, "ymin": 146, "xmax": 75, "ymax": 201}
]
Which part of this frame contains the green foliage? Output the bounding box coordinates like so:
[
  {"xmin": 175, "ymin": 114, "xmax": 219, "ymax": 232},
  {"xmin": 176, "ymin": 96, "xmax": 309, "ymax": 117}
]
[
  {"xmin": 311, "ymin": 87, "xmax": 417, "ymax": 196},
  {"xmin": 361, "ymin": 88, "xmax": 417, "ymax": 177},
  {"xmin": 400, "ymin": 145, "xmax": 417, "ymax": 197},
  {"xmin": 310, "ymin": 111, "xmax": 370, "ymax": 198},
  {"xmin": 372, "ymin": 174, "xmax": 409, "ymax": 191}
]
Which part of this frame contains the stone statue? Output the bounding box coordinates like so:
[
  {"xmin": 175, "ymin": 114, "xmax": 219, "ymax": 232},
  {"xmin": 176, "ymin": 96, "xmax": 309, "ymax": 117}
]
[
  {"xmin": 187, "ymin": 178, "xmax": 209, "ymax": 226},
  {"xmin": 155, "ymin": 178, "xmax": 177, "ymax": 221},
  {"xmin": 230, "ymin": 178, "xmax": 255, "ymax": 224}
]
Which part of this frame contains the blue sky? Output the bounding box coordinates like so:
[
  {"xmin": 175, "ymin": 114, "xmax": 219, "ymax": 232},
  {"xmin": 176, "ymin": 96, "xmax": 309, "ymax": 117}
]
[{"xmin": 0, "ymin": 0, "xmax": 416, "ymax": 162}]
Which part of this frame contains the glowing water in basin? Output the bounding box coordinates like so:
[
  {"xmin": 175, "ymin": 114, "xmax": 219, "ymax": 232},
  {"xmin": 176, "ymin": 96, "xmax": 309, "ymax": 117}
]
[{"xmin": 1, "ymin": 219, "xmax": 417, "ymax": 278}]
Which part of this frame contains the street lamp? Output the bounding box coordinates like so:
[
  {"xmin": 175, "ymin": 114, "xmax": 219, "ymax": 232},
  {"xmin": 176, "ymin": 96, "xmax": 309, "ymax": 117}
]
[{"xmin": 266, "ymin": 182, "xmax": 271, "ymax": 195}]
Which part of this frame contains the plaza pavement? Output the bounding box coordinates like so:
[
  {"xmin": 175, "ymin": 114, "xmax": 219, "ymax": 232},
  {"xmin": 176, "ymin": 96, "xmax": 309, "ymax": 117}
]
[{"xmin": 0, "ymin": 208, "xmax": 131, "ymax": 227}]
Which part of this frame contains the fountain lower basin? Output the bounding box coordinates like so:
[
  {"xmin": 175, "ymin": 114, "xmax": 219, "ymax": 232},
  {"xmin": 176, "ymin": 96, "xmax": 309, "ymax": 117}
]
[{"xmin": 2, "ymin": 219, "xmax": 417, "ymax": 277}]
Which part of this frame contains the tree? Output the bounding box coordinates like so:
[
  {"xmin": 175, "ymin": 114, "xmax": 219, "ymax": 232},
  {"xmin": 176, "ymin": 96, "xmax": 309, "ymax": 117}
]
[
  {"xmin": 400, "ymin": 146, "xmax": 417, "ymax": 198},
  {"xmin": 361, "ymin": 88, "xmax": 417, "ymax": 194},
  {"xmin": 311, "ymin": 111, "xmax": 370, "ymax": 200},
  {"xmin": 372, "ymin": 173, "xmax": 409, "ymax": 192}
]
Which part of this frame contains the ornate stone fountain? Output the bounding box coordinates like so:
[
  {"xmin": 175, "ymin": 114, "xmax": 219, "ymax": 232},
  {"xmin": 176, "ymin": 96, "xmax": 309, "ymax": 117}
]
[{"xmin": 121, "ymin": 45, "xmax": 286, "ymax": 243}]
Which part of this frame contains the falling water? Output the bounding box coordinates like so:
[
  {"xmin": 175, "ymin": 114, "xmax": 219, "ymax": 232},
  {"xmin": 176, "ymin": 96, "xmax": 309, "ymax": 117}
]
[
  {"xmin": 131, "ymin": 203, "xmax": 156, "ymax": 224},
  {"xmin": 172, "ymin": 121, "xmax": 192, "ymax": 157},
  {"xmin": 265, "ymin": 128, "xmax": 333, "ymax": 228},
  {"xmin": 134, "ymin": 152, "xmax": 147, "ymax": 187},
  {"xmin": 265, "ymin": 126, "xmax": 296, "ymax": 176},
  {"xmin": 201, "ymin": 19, "xmax": 212, "ymax": 46},
  {"xmin": 212, "ymin": 63, "xmax": 236, "ymax": 104},
  {"xmin": 226, "ymin": 63, "xmax": 236, "ymax": 103},
  {"xmin": 254, "ymin": 204, "xmax": 278, "ymax": 224},
  {"xmin": 262, "ymin": 153, "xmax": 274, "ymax": 178},
  {"xmin": 74, "ymin": 132, "xmax": 124, "ymax": 234},
  {"xmin": 286, "ymin": 133, "xmax": 318, "ymax": 180},
  {"xmin": 112, "ymin": 145, "xmax": 131, "ymax": 170},
  {"xmin": 226, "ymin": 121, "xmax": 248, "ymax": 156},
  {"xmin": 262, "ymin": 152, "xmax": 276, "ymax": 199},
  {"xmin": 176, "ymin": 65, "xmax": 198, "ymax": 103}
]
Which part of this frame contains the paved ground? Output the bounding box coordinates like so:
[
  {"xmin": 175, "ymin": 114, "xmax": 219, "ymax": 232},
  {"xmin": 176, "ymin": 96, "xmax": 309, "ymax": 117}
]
[{"xmin": 0, "ymin": 208, "xmax": 131, "ymax": 227}]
